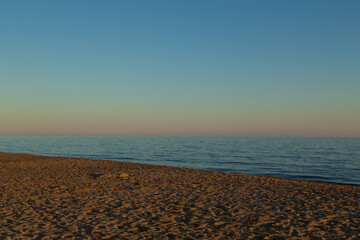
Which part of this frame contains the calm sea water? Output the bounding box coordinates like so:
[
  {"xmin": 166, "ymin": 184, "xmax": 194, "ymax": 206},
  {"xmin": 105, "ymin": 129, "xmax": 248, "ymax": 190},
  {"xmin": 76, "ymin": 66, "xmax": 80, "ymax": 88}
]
[{"xmin": 0, "ymin": 136, "xmax": 359, "ymax": 186}]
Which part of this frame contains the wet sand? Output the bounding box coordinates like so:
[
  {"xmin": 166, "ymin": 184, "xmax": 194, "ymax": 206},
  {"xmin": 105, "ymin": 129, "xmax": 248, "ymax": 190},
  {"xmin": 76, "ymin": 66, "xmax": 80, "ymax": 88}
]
[{"xmin": 0, "ymin": 152, "xmax": 359, "ymax": 239}]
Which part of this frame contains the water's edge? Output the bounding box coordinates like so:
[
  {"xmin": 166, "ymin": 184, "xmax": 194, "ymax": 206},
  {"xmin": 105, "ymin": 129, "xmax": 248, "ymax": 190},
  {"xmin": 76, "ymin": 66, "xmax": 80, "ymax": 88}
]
[
  {"xmin": 1, "ymin": 151, "xmax": 359, "ymax": 187},
  {"xmin": 1, "ymin": 137, "xmax": 359, "ymax": 186}
]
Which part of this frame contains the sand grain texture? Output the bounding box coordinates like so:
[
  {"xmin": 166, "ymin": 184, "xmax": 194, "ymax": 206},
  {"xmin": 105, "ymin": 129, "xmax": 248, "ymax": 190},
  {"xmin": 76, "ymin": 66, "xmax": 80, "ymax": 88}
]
[{"xmin": 0, "ymin": 152, "xmax": 359, "ymax": 239}]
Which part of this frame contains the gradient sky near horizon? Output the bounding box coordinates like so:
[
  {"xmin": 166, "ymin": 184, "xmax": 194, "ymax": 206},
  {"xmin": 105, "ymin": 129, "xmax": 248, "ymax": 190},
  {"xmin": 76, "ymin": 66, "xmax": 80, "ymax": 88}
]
[{"xmin": 1, "ymin": 0, "xmax": 359, "ymax": 136}]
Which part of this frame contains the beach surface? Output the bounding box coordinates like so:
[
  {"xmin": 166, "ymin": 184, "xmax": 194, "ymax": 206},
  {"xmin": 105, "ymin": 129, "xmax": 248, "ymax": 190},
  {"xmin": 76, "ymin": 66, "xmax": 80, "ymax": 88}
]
[{"xmin": 0, "ymin": 152, "xmax": 359, "ymax": 239}]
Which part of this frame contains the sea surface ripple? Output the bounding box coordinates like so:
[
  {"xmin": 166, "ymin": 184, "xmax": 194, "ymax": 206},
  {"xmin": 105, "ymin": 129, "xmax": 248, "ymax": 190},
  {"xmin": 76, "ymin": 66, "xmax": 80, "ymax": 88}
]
[{"xmin": 0, "ymin": 136, "xmax": 359, "ymax": 185}]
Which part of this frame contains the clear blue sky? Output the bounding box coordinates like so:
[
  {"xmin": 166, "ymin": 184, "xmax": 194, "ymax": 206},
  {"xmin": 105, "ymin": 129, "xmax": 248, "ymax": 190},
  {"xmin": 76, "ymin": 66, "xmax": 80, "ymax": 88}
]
[{"xmin": 1, "ymin": 0, "xmax": 359, "ymax": 136}]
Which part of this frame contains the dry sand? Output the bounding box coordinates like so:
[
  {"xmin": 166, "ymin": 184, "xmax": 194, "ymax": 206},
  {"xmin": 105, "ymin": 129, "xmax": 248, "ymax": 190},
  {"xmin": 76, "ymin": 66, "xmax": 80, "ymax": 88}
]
[{"xmin": 0, "ymin": 152, "xmax": 359, "ymax": 239}]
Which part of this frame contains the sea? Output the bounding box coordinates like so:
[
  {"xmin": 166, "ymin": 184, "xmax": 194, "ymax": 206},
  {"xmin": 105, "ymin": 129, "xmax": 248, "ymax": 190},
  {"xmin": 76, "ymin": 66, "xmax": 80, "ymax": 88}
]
[{"xmin": 0, "ymin": 136, "xmax": 359, "ymax": 186}]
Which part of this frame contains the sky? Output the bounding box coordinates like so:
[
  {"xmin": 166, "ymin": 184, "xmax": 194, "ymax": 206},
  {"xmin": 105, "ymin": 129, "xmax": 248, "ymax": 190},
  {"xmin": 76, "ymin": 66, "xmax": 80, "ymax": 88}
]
[{"xmin": 1, "ymin": 0, "xmax": 359, "ymax": 136}]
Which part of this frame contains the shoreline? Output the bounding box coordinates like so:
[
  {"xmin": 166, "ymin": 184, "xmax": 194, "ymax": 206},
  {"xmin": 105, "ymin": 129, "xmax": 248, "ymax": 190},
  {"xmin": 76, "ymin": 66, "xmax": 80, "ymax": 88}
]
[
  {"xmin": 3, "ymin": 151, "xmax": 359, "ymax": 187},
  {"xmin": 1, "ymin": 152, "xmax": 359, "ymax": 239}
]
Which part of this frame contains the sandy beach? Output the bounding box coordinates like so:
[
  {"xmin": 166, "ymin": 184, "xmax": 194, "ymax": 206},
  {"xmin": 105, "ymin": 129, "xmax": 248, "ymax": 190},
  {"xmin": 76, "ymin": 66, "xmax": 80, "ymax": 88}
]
[{"xmin": 0, "ymin": 152, "xmax": 359, "ymax": 239}]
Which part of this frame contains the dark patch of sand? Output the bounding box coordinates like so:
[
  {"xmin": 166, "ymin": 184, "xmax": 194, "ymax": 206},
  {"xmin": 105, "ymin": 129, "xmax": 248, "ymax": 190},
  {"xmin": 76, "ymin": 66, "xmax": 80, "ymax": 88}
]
[{"xmin": 0, "ymin": 152, "xmax": 359, "ymax": 239}]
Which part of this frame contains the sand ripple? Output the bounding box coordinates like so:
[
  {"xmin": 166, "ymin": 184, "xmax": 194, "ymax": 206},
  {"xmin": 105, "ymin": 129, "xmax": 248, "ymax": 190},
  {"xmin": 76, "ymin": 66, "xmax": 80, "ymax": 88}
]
[{"xmin": 0, "ymin": 152, "xmax": 359, "ymax": 239}]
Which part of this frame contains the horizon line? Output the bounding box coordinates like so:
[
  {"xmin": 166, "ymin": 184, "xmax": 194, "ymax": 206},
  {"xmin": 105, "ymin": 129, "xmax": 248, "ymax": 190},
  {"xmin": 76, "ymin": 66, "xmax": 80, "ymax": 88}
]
[{"xmin": 1, "ymin": 135, "xmax": 359, "ymax": 138}]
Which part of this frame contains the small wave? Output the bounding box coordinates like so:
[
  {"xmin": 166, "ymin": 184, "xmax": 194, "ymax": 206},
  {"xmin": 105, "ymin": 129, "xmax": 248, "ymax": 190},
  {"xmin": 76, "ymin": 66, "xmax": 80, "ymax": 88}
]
[
  {"xmin": 164, "ymin": 159, "xmax": 184, "ymax": 163},
  {"xmin": 110, "ymin": 157, "xmax": 135, "ymax": 161},
  {"xmin": 205, "ymin": 168, "xmax": 237, "ymax": 172},
  {"xmin": 221, "ymin": 161, "xmax": 261, "ymax": 165},
  {"xmin": 150, "ymin": 154, "xmax": 171, "ymax": 158}
]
